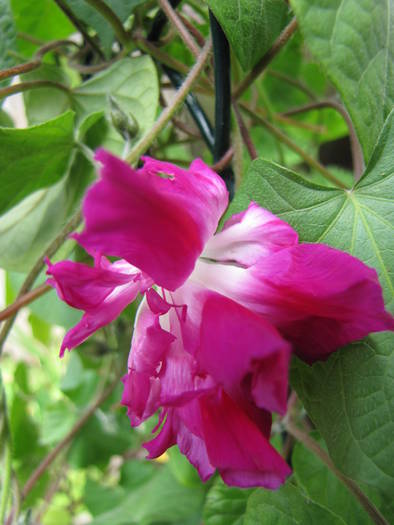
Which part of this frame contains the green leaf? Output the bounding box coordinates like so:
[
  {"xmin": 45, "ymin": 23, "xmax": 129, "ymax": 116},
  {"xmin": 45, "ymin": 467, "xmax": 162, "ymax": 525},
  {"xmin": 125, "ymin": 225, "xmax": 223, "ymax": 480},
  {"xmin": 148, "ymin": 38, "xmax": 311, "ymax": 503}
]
[
  {"xmin": 63, "ymin": 0, "xmax": 145, "ymax": 57},
  {"xmin": 84, "ymin": 478, "xmax": 125, "ymax": 517},
  {"xmin": 292, "ymin": 331, "xmax": 394, "ymax": 500},
  {"xmin": 0, "ymin": 152, "xmax": 93, "ymax": 272},
  {"xmin": 72, "ymin": 56, "xmax": 159, "ymax": 153},
  {"xmin": 40, "ymin": 401, "xmax": 77, "ymax": 446},
  {"xmin": 205, "ymin": 0, "xmax": 289, "ymax": 70},
  {"xmin": 0, "ymin": 0, "xmax": 17, "ymax": 72},
  {"xmin": 203, "ymin": 479, "xmax": 252, "ymax": 525},
  {"xmin": 229, "ymin": 111, "xmax": 394, "ymax": 499},
  {"xmin": 243, "ymin": 483, "xmax": 346, "ymax": 524},
  {"xmin": 291, "ymin": 0, "xmax": 394, "ymax": 163},
  {"xmin": 229, "ymin": 109, "xmax": 394, "ymax": 309},
  {"xmin": 10, "ymin": 0, "xmax": 74, "ymax": 57},
  {"xmin": 22, "ymin": 64, "xmax": 71, "ymax": 125},
  {"xmin": 292, "ymin": 437, "xmax": 378, "ymax": 525},
  {"xmin": 0, "ymin": 111, "xmax": 75, "ymax": 215},
  {"xmin": 89, "ymin": 467, "xmax": 206, "ymax": 525}
]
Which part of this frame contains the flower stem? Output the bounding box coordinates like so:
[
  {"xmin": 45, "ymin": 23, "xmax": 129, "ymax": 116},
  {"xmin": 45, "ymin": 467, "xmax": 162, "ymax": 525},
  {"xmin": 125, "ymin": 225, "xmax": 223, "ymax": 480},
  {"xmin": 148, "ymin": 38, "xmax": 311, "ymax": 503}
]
[
  {"xmin": 233, "ymin": 18, "xmax": 298, "ymax": 99},
  {"xmin": 286, "ymin": 420, "xmax": 389, "ymax": 525},
  {"xmin": 125, "ymin": 37, "xmax": 212, "ymax": 164},
  {"xmin": 0, "ymin": 442, "xmax": 11, "ymax": 523}
]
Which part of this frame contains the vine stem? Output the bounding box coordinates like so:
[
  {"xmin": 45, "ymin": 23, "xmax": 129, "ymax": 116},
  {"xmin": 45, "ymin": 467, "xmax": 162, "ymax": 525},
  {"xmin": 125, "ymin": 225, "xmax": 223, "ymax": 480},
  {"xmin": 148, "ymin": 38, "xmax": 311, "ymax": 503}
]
[
  {"xmin": 285, "ymin": 420, "xmax": 389, "ymax": 525},
  {"xmin": 158, "ymin": 0, "xmax": 201, "ymax": 58},
  {"xmin": 0, "ymin": 80, "xmax": 71, "ymax": 101},
  {"xmin": 0, "ymin": 209, "xmax": 82, "ymax": 356},
  {"xmin": 0, "ymin": 38, "xmax": 79, "ymax": 82},
  {"xmin": 83, "ymin": 0, "xmax": 131, "ymax": 48},
  {"xmin": 54, "ymin": 0, "xmax": 104, "ymax": 58},
  {"xmin": 240, "ymin": 102, "xmax": 348, "ymax": 189},
  {"xmin": 233, "ymin": 17, "xmax": 298, "ymax": 99},
  {"xmin": 281, "ymin": 99, "xmax": 364, "ymax": 179},
  {"xmin": 126, "ymin": 37, "xmax": 212, "ymax": 164},
  {"xmin": 0, "ymin": 283, "xmax": 51, "ymax": 322},
  {"xmin": 232, "ymin": 102, "xmax": 257, "ymax": 160}
]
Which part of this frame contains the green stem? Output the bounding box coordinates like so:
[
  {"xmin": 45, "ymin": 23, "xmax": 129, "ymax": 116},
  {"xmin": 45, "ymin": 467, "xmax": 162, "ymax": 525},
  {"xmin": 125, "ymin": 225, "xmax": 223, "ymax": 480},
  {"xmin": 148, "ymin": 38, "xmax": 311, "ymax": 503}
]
[
  {"xmin": 83, "ymin": 0, "xmax": 131, "ymax": 48},
  {"xmin": 240, "ymin": 102, "xmax": 348, "ymax": 189},
  {"xmin": 286, "ymin": 421, "xmax": 389, "ymax": 525},
  {"xmin": 126, "ymin": 37, "xmax": 212, "ymax": 164}
]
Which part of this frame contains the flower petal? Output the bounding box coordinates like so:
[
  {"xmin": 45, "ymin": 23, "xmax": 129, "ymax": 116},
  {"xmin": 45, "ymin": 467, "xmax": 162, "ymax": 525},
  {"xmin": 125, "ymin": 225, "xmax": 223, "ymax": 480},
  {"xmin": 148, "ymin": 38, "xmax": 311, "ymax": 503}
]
[
  {"xmin": 74, "ymin": 150, "xmax": 228, "ymax": 290},
  {"xmin": 199, "ymin": 292, "xmax": 290, "ymax": 415},
  {"xmin": 202, "ymin": 202, "xmax": 298, "ymax": 266},
  {"xmin": 122, "ymin": 298, "xmax": 175, "ymax": 425},
  {"xmin": 200, "ymin": 389, "xmax": 291, "ymax": 489},
  {"xmin": 46, "ymin": 257, "xmax": 144, "ymax": 356}
]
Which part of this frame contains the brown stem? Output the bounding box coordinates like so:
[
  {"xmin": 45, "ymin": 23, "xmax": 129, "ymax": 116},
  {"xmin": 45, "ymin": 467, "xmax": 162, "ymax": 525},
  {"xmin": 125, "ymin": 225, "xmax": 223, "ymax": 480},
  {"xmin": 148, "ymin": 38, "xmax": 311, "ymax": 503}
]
[
  {"xmin": 286, "ymin": 421, "xmax": 389, "ymax": 525},
  {"xmin": 281, "ymin": 100, "xmax": 364, "ymax": 179},
  {"xmin": 0, "ymin": 209, "xmax": 82, "ymax": 356},
  {"xmin": 0, "ymin": 40, "xmax": 79, "ymax": 82},
  {"xmin": 178, "ymin": 12, "xmax": 206, "ymax": 47},
  {"xmin": 211, "ymin": 146, "xmax": 234, "ymax": 172},
  {"xmin": 134, "ymin": 36, "xmax": 189, "ymax": 75},
  {"xmin": 159, "ymin": 0, "xmax": 201, "ymax": 58},
  {"xmin": 240, "ymin": 102, "xmax": 348, "ymax": 189},
  {"xmin": 233, "ymin": 18, "xmax": 298, "ymax": 99},
  {"xmin": 0, "ymin": 283, "xmax": 51, "ymax": 322},
  {"xmin": 232, "ymin": 101, "xmax": 257, "ymax": 160},
  {"xmin": 267, "ymin": 70, "xmax": 317, "ymax": 100},
  {"xmin": 54, "ymin": 0, "xmax": 104, "ymax": 58},
  {"xmin": 0, "ymin": 80, "xmax": 71, "ymax": 101},
  {"xmin": 172, "ymin": 118, "xmax": 201, "ymax": 138},
  {"xmin": 5, "ymin": 375, "xmax": 120, "ymax": 523},
  {"xmin": 83, "ymin": 0, "xmax": 131, "ymax": 47}
]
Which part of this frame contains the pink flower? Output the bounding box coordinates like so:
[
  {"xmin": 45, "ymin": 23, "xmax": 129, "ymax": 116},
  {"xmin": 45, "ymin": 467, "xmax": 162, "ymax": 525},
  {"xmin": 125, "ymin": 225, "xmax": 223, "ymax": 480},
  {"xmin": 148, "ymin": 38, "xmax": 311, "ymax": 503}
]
[{"xmin": 47, "ymin": 149, "xmax": 393, "ymax": 488}]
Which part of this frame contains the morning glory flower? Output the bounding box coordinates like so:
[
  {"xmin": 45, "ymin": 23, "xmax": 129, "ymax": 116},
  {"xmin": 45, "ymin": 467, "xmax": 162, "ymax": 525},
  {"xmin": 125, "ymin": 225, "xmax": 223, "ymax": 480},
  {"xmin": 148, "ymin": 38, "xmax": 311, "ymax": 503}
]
[{"xmin": 47, "ymin": 149, "xmax": 393, "ymax": 488}]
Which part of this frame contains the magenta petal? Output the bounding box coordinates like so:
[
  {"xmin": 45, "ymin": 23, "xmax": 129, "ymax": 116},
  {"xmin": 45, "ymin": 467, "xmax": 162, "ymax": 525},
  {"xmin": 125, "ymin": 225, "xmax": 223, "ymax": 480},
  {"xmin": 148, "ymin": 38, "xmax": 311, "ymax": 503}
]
[
  {"xmin": 250, "ymin": 244, "xmax": 394, "ymax": 362},
  {"xmin": 203, "ymin": 202, "xmax": 298, "ymax": 266},
  {"xmin": 122, "ymin": 299, "xmax": 175, "ymax": 425},
  {"xmin": 46, "ymin": 257, "xmax": 134, "ymax": 311},
  {"xmin": 199, "ymin": 293, "xmax": 290, "ymax": 415},
  {"xmin": 74, "ymin": 150, "xmax": 228, "ymax": 290},
  {"xmin": 46, "ymin": 257, "xmax": 143, "ymax": 356},
  {"xmin": 200, "ymin": 389, "xmax": 291, "ymax": 489}
]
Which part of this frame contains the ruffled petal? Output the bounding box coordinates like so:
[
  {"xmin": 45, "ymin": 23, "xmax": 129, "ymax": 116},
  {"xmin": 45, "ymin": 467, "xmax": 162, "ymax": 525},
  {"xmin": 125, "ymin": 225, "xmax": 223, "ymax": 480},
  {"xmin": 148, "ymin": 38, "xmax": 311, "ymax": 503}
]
[
  {"xmin": 122, "ymin": 298, "xmax": 175, "ymax": 425},
  {"xmin": 46, "ymin": 257, "xmax": 144, "ymax": 356},
  {"xmin": 199, "ymin": 292, "xmax": 290, "ymax": 415},
  {"xmin": 203, "ymin": 202, "xmax": 298, "ymax": 266},
  {"xmin": 74, "ymin": 150, "xmax": 228, "ymax": 290},
  {"xmin": 200, "ymin": 389, "xmax": 291, "ymax": 489}
]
